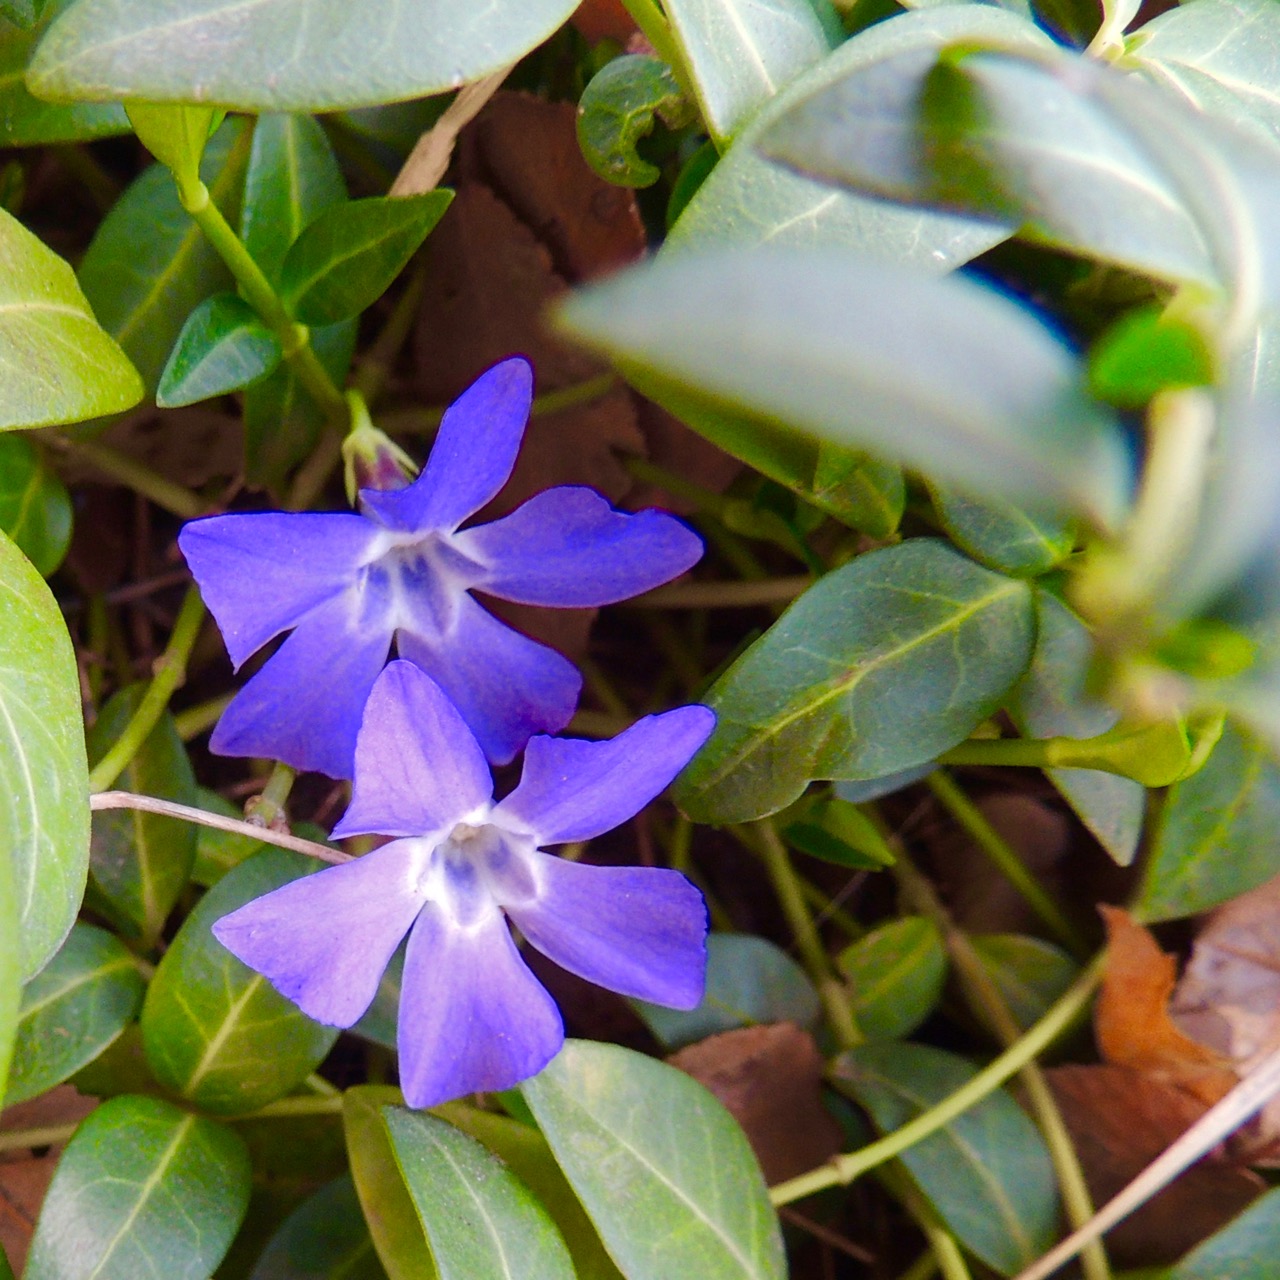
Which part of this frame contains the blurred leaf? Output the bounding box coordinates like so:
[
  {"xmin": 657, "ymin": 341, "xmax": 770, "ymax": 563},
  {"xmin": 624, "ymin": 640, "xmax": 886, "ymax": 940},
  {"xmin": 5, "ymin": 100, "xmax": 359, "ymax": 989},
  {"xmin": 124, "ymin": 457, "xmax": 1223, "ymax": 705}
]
[
  {"xmin": 558, "ymin": 250, "xmax": 1130, "ymax": 529},
  {"xmin": 0, "ymin": 205, "xmax": 141, "ymax": 426},
  {"xmin": 783, "ymin": 793, "xmax": 898, "ymax": 870},
  {"xmin": 1164, "ymin": 1185, "xmax": 1280, "ymax": 1279},
  {"xmin": 279, "ymin": 192, "xmax": 452, "ymax": 325},
  {"xmin": 1009, "ymin": 590, "xmax": 1146, "ymax": 866},
  {"xmin": 156, "ymin": 292, "xmax": 281, "ymax": 407},
  {"xmin": 835, "ymin": 764, "xmax": 936, "ymax": 803},
  {"xmin": 0, "ymin": 0, "xmax": 35, "ymax": 25},
  {"xmin": 809, "ymin": 444, "xmax": 904, "ymax": 536},
  {"xmin": 1137, "ymin": 720, "xmax": 1280, "ymax": 922},
  {"xmin": 1088, "ymin": 305, "xmax": 1215, "ymax": 408},
  {"xmin": 972, "ymin": 934, "xmax": 1079, "ymax": 1031},
  {"xmin": 0, "ymin": 435, "xmax": 70, "ymax": 576},
  {"xmin": 384, "ymin": 1108, "xmax": 575, "ymax": 1280},
  {"xmin": 24, "ymin": 1095, "xmax": 251, "ymax": 1280},
  {"xmin": 8, "ymin": 923, "xmax": 144, "ymax": 1106},
  {"xmin": 677, "ymin": 540, "xmax": 1036, "ymax": 823},
  {"xmin": 125, "ymin": 102, "xmax": 220, "ymax": 188},
  {"xmin": 86, "ymin": 684, "xmax": 196, "ymax": 947},
  {"xmin": 250, "ymin": 1174, "xmax": 387, "ymax": 1280},
  {"xmin": 29, "ymin": 0, "xmax": 583, "ymax": 111},
  {"xmin": 343, "ymin": 1086, "xmax": 438, "ymax": 1280},
  {"xmin": 190, "ymin": 786, "xmax": 268, "ymax": 887},
  {"xmin": 928, "ymin": 483, "xmax": 1075, "ymax": 578},
  {"xmin": 663, "ymin": 0, "xmax": 832, "ymax": 144},
  {"xmin": 0, "ymin": 529, "xmax": 88, "ymax": 980},
  {"xmin": 578, "ymin": 55, "xmax": 687, "ymax": 188},
  {"xmin": 840, "ymin": 917, "xmax": 947, "ymax": 1040},
  {"xmin": 835, "ymin": 1041, "xmax": 1057, "ymax": 1274},
  {"xmin": 522, "ymin": 1040, "xmax": 786, "ymax": 1280},
  {"xmin": 141, "ymin": 848, "xmax": 337, "ymax": 1114},
  {"xmin": 633, "ymin": 933, "xmax": 821, "ymax": 1050}
]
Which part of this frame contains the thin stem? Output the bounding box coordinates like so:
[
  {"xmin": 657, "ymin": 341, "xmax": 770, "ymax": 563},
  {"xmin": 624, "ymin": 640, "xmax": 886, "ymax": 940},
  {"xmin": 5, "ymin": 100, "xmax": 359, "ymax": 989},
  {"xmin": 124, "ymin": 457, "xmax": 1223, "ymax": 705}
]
[
  {"xmin": 882, "ymin": 1167, "xmax": 973, "ymax": 1280},
  {"xmin": 173, "ymin": 692, "xmax": 233, "ymax": 741},
  {"xmin": 627, "ymin": 576, "xmax": 812, "ymax": 609},
  {"xmin": 87, "ymin": 585, "xmax": 206, "ymax": 792},
  {"xmin": 45, "ymin": 433, "xmax": 206, "ymax": 521},
  {"xmin": 245, "ymin": 762, "xmax": 298, "ymax": 830},
  {"xmin": 236, "ymin": 1094, "xmax": 346, "ymax": 1119},
  {"xmin": 618, "ymin": 0, "xmax": 692, "ymax": 95},
  {"xmin": 0, "ymin": 1122, "xmax": 79, "ymax": 1152},
  {"xmin": 303, "ymin": 1072, "xmax": 340, "ymax": 1097},
  {"xmin": 352, "ymin": 262, "xmax": 429, "ymax": 404},
  {"xmin": 530, "ymin": 372, "xmax": 618, "ymax": 418}
]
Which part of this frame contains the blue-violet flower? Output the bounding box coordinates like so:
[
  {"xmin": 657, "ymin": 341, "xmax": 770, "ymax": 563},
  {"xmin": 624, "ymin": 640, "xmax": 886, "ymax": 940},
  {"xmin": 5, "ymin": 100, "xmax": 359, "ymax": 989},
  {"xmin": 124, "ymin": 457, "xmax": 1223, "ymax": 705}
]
[
  {"xmin": 213, "ymin": 660, "xmax": 714, "ymax": 1107},
  {"xmin": 179, "ymin": 357, "xmax": 703, "ymax": 777}
]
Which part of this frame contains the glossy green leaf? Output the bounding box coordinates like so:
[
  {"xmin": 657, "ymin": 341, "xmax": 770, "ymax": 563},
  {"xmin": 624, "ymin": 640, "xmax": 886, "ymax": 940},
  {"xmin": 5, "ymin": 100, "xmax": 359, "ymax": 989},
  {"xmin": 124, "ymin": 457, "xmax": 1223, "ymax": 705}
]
[
  {"xmin": 578, "ymin": 56, "xmax": 688, "ymax": 188},
  {"xmin": 972, "ymin": 934, "xmax": 1079, "ymax": 1031},
  {"xmin": 0, "ymin": 204, "xmax": 142, "ymax": 426},
  {"xmin": 1137, "ymin": 720, "xmax": 1280, "ymax": 922},
  {"xmin": 141, "ymin": 848, "xmax": 337, "ymax": 1114},
  {"xmin": 0, "ymin": 528, "xmax": 88, "ymax": 979},
  {"xmin": 126, "ymin": 101, "xmax": 220, "ymax": 187},
  {"xmin": 87, "ymin": 683, "xmax": 196, "ymax": 946},
  {"xmin": 1088, "ymin": 304, "xmax": 1215, "ymax": 408},
  {"xmin": 928, "ymin": 483, "xmax": 1075, "ymax": 578},
  {"xmin": 344, "ymin": 1086, "xmax": 438, "ymax": 1280},
  {"xmin": 1166, "ymin": 1185, "xmax": 1280, "ymax": 1280},
  {"xmin": 24, "ymin": 1094, "xmax": 251, "ymax": 1280},
  {"xmin": 664, "ymin": 0, "xmax": 831, "ymax": 144},
  {"xmin": 8, "ymin": 922, "xmax": 144, "ymax": 1105},
  {"xmin": 156, "ymin": 291, "xmax": 281, "ymax": 406},
  {"xmin": 834, "ymin": 1041, "xmax": 1057, "ymax": 1274},
  {"xmin": 633, "ymin": 932, "xmax": 821, "ymax": 1050},
  {"xmin": 29, "ymin": 0, "xmax": 582, "ymax": 111},
  {"xmin": 783, "ymin": 793, "xmax": 898, "ymax": 870},
  {"xmin": 250, "ymin": 1174, "xmax": 387, "ymax": 1280},
  {"xmin": 1009, "ymin": 591, "xmax": 1145, "ymax": 866},
  {"xmin": 840, "ymin": 917, "xmax": 947, "ymax": 1040},
  {"xmin": 559, "ymin": 250, "xmax": 1130, "ymax": 530},
  {"xmin": 190, "ymin": 786, "xmax": 268, "ymax": 887},
  {"xmin": 809, "ymin": 444, "xmax": 904, "ymax": 537},
  {"xmin": 280, "ymin": 191, "xmax": 452, "ymax": 325},
  {"xmin": 78, "ymin": 119, "xmax": 246, "ymax": 394},
  {"xmin": 835, "ymin": 764, "xmax": 935, "ymax": 804},
  {"xmin": 522, "ymin": 1040, "xmax": 786, "ymax": 1280},
  {"xmin": 384, "ymin": 1108, "xmax": 575, "ymax": 1280},
  {"xmin": 676, "ymin": 540, "xmax": 1036, "ymax": 823},
  {"xmin": 0, "ymin": 434, "xmax": 71, "ymax": 576}
]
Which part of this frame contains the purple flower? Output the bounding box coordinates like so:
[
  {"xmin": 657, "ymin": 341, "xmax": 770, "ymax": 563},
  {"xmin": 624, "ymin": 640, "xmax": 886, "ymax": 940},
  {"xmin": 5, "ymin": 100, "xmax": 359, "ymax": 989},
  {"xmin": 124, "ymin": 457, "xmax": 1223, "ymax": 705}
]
[
  {"xmin": 178, "ymin": 357, "xmax": 703, "ymax": 777},
  {"xmin": 212, "ymin": 661, "xmax": 713, "ymax": 1107}
]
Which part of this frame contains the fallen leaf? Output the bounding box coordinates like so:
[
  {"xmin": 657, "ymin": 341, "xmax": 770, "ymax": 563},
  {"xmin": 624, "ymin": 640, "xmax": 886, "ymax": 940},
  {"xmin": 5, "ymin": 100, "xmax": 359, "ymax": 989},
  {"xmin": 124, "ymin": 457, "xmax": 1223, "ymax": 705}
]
[{"xmin": 570, "ymin": 0, "xmax": 638, "ymax": 44}]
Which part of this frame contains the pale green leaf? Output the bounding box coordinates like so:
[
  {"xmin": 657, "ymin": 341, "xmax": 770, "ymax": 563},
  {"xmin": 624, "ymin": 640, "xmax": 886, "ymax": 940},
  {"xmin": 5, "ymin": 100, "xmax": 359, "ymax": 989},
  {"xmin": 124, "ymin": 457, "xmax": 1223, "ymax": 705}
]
[{"xmin": 0, "ymin": 433, "xmax": 71, "ymax": 576}]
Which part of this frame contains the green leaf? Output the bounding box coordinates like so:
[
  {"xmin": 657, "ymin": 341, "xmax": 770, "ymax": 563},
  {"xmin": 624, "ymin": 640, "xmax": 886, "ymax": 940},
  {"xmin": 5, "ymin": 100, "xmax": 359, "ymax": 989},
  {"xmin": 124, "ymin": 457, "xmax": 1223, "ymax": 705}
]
[
  {"xmin": 126, "ymin": 101, "xmax": 220, "ymax": 188},
  {"xmin": 86, "ymin": 683, "xmax": 196, "ymax": 946},
  {"xmin": 1088, "ymin": 304, "xmax": 1215, "ymax": 408},
  {"xmin": 521, "ymin": 1040, "xmax": 786, "ymax": 1280},
  {"xmin": 250, "ymin": 1174, "xmax": 387, "ymax": 1280},
  {"xmin": 141, "ymin": 847, "xmax": 338, "ymax": 1114},
  {"xmin": 29, "ymin": 0, "xmax": 582, "ymax": 111},
  {"xmin": 633, "ymin": 932, "xmax": 821, "ymax": 1050},
  {"xmin": 190, "ymin": 786, "xmax": 267, "ymax": 887},
  {"xmin": 0, "ymin": 204, "xmax": 142, "ymax": 426},
  {"xmin": 558, "ymin": 250, "xmax": 1130, "ymax": 530},
  {"xmin": 280, "ymin": 192, "xmax": 453, "ymax": 326},
  {"xmin": 0, "ymin": 1244, "xmax": 11, "ymax": 1280},
  {"xmin": 839, "ymin": 917, "xmax": 947, "ymax": 1040},
  {"xmin": 384, "ymin": 1107, "xmax": 575, "ymax": 1280},
  {"xmin": 1166, "ymin": 1185, "xmax": 1280, "ymax": 1280},
  {"xmin": 0, "ymin": 528, "xmax": 88, "ymax": 979},
  {"xmin": 783, "ymin": 793, "xmax": 898, "ymax": 869},
  {"xmin": 343, "ymin": 1086, "xmax": 438, "ymax": 1280},
  {"xmin": 0, "ymin": 0, "xmax": 128, "ymax": 145},
  {"xmin": 25, "ymin": 1094, "xmax": 251, "ymax": 1280},
  {"xmin": 578, "ymin": 56, "xmax": 688, "ymax": 188},
  {"xmin": 78, "ymin": 118, "xmax": 246, "ymax": 394},
  {"xmin": 972, "ymin": 934, "xmax": 1079, "ymax": 1031},
  {"xmin": 156, "ymin": 291, "xmax": 281, "ymax": 407},
  {"xmin": 676, "ymin": 540, "xmax": 1036, "ymax": 823},
  {"xmin": 928, "ymin": 483, "xmax": 1075, "ymax": 578},
  {"xmin": 0, "ymin": 0, "xmax": 36, "ymax": 26},
  {"xmin": 8, "ymin": 922, "xmax": 144, "ymax": 1106},
  {"xmin": 1136, "ymin": 720, "xmax": 1280, "ymax": 922},
  {"xmin": 1008, "ymin": 590, "xmax": 1146, "ymax": 865},
  {"xmin": 834, "ymin": 1041, "xmax": 1057, "ymax": 1274},
  {"xmin": 663, "ymin": 0, "xmax": 832, "ymax": 144},
  {"xmin": 809, "ymin": 443, "xmax": 904, "ymax": 536},
  {"xmin": 0, "ymin": 434, "xmax": 71, "ymax": 576},
  {"xmin": 350, "ymin": 943, "xmax": 403, "ymax": 1051}
]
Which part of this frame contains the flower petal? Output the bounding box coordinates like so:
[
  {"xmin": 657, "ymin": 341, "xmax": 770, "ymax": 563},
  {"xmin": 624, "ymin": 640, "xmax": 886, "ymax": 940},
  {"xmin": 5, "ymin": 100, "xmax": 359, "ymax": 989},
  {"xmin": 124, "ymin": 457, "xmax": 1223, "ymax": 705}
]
[
  {"xmin": 360, "ymin": 358, "xmax": 533, "ymax": 534},
  {"xmin": 211, "ymin": 838, "xmax": 430, "ymax": 1027},
  {"xmin": 495, "ymin": 706, "xmax": 715, "ymax": 844},
  {"xmin": 397, "ymin": 902, "xmax": 563, "ymax": 1108},
  {"xmin": 397, "ymin": 594, "xmax": 581, "ymax": 765},
  {"xmin": 179, "ymin": 512, "xmax": 376, "ymax": 668},
  {"xmin": 211, "ymin": 592, "xmax": 391, "ymax": 778},
  {"xmin": 506, "ymin": 856, "xmax": 707, "ymax": 1009},
  {"xmin": 456, "ymin": 487, "xmax": 703, "ymax": 606},
  {"xmin": 332, "ymin": 661, "xmax": 492, "ymax": 840}
]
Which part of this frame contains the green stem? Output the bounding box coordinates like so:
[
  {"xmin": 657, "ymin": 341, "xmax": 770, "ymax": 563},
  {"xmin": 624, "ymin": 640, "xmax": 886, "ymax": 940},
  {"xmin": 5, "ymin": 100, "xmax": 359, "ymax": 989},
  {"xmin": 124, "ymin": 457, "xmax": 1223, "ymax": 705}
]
[
  {"xmin": 245, "ymin": 762, "xmax": 298, "ymax": 829},
  {"xmin": 0, "ymin": 1122, "xmax": 79, "ymax": 1152},
  {"xmin": 45, "ymin": 433, "xmax": 205, "ymax": 521},
  {"xmin": 618, "ymin": 0, "xmax": 693, "ymax": 95},
  {"xmin": 88, "ymin": 585, "xmax": 206, "ymax": 792},
  {"xmin": 236, "ymin": 1094, "xmax": 345, "ymax": 1119},
  {"xmin": 173, "ymin": 692, "xmax": 233, "ymax": 741},
  {"xmin": 628, "ymin": 576, "xmax": 811, "ymax": 609},
  {"xmin": 881, "ymin": 1167, "xmax": 973, "ymax": 1280}
]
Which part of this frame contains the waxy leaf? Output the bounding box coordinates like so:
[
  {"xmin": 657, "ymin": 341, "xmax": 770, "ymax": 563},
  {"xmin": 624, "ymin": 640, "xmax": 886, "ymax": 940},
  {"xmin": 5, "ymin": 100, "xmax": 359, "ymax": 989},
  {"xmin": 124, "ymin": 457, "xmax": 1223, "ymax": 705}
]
[
  {"xmin": 558, "ymin": 250, "xmax": 1130, "ymax": 529},
  {"xmin": 521, "ymin": 1040, "xmax": 786, "ymax": 1280},
  {"xmin": 972, "ymin": 934, "xmax": 1079, "ymax": 1031},
  {"xmin": 578, "ymin": 56, "xmax": 688, "ymax": 188},
  {"xmin": 676, "ymin": 540, "xmax": 1036, "ymax": 823},
  {"xmin": 835, "ymin": 1041, "xmax": 1057, "ymax": 1274},
  {"xmin": 0, "ymin": 204, "xmax": 141, "ymax": 426},
  {"xmin": 8, "ymin": 922, "xmax": 144, "ymax": 1105},
  {"xmin": 191, "ymin": 787, "xmax": 268, "ymax": 887},
  {"xmin": 384, "ymin": 1108, "xmax": 575, "ymax": 1280},
  {"xmin": 0, "ymin": 528, "xmax": 88, "ymax": 979},
  {"xmin": 87, "ymin": 684, "xmax": 196, "ymax": 946},
  {"xmin": 25, "ymin": 1095, "xmax": 251, "ymax": 1280},
  {"xmin": 157, "ymin": 292, "xmax": 281, "ymax": 406},
  {"xmin": 29, "ymin": 0, "xmax": 581, "ymax": 111},
  {"xmin": 1166, "ymin": 1185, "xmax": 1280, "ymax": 1280},
  {"xmin": 126, "ymin": 101, "xmax": 221, "ymax": 187},
  {"xmin": 840, "ymin": 917, "xmax": 947, "ymax": 1041},
  {"xmin": 928, "ymin": 483, "xmax": 1075, "ymax": 578},
  {"xmin": 0, "ymin": 434, "xmax": 71, "ymax": 576},
  {"xmin": 250, "ymin": 1175, "xmax": 386, "ymax": 1280}
]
